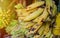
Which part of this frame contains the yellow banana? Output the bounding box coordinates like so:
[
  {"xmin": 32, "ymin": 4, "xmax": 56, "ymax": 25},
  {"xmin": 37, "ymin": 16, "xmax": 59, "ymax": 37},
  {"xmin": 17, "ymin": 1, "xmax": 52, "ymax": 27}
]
[
  {"xmin": 33, "ymin": 35, "xmax": 40, "ymax": 38},
  {"xmin": 45, "ymin": 30, "xmax": 51, "ymax": 38},
  {"xmin": 24, "ymin": 8, "xmax": 43, "ymax": 21},
  {"xmin": 22, "ymin": 8, "xmax": 37, "ymax": 17},
  {"xmin": 16, "ymin": 9, "xmax": 26, "ymax": 17},
  {"xmin": 50, "ymin": 34, "xmax": 53, "ymax": 38},
  {"xmin": 34, "ymin": 7, "xmax": 49, "ymax": 23},
  {"xmin": 26, "ymin": 1, "xmax": 44, "ymax": 10},
  {"xmin": 43, "ymin": 22, "xmax": 50, "ymax": 36},
  {"xmin": 16, "ymin": 8, "xmax": 37, "ymax": 20},
  {"xmin": 25, "ymin": 22, "xmax": 35, "ymax": 29},
  {"xmin": 53, "ymin": 13, "xmax": 60, "ymax": 35},
  {"xmin": 45, "ymin": 16, "xmax": 51, "ymax": 22},
  {"xmin": 27, "ymin": 8, "xmax": 49, "ymax": 35},
  {"xmin": 38, "ymin": 25, "xmax": 45, "ymax": 36}
]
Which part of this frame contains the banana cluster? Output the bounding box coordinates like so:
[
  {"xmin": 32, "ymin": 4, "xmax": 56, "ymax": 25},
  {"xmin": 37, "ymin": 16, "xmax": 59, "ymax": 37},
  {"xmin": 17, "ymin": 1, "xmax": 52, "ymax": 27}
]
[{"xmin": 14, "ymin": 0, "xmax": 57, "ymax": 38}]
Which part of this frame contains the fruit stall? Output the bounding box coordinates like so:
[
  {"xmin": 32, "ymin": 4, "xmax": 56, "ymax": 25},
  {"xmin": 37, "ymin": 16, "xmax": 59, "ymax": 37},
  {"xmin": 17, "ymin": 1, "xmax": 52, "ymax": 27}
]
[{"xmin": 0, "ymin": 0, "xmax": 60, "ymax": 38}]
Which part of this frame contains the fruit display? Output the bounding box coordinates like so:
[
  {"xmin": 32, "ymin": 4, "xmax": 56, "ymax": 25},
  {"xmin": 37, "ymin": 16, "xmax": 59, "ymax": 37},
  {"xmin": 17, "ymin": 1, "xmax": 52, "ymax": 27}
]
[{"xmin": 0, "ymin": 0, "xmax": 60, "ymax": 38}]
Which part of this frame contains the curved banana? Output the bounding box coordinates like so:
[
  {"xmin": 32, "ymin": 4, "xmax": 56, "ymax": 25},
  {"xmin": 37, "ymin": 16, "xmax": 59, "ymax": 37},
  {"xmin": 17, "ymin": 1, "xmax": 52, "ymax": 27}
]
[
  {"xmin": 25, "ymin": 22, "xmax": 35, "ymax": 29},
  {"xmin": 50, "ymin": 34, "xmax": 53, "ymax": 38},
  {"xmin": 26, "ymin": 1, "xmax": 44, "ymax": 10},
  {"xmin": 22, "ymin": 8, "xmax": 37, "ymax": 17},
  {"xmin": 34, "ymin": 7, "xmax": 49, "ymax": 23},
  {"xmin": 24, "ymin": 8, "xmax": 43, "ymax": 21},
  {"xmin": 38, "ymin": 25, "xmax": 45, "ymax": 36}
]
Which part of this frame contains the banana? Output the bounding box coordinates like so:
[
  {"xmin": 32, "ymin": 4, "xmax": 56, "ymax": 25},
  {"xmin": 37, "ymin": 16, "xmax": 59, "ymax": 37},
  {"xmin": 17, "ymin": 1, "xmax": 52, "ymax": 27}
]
[
  {"xmin": 33, "ymin": 16, "xmax": 51, "ymax": 23},
  {"xmin": 38, "ymin": 25, "xmax": 45, "ymax": 36},
  {"xmin": 53, "ymin": 13, "xmax": 60, "ymax": 35},
  {"xmin": 24, "ymin": 22, "xmax": 35, "ymax": 29},
  {"xmin": 17, "ymin": 8, "xmax": 37, "ymax": 16},
  {"xmin": 34, "ymin": 7, "xmax": 49, "ymax": 23},
  {"xmin": 45, "ymin": 0, "xmax": 53, "ymax": 7},
  {"xmin": 26, "ymin": 1, "xmax": 44, "ymax": 10},
  {"xmin": 52, "ymin": 3, "xmax": 57, "ymax": 16},
  {"xmin": 43, "ymin": 22, "xmax": 50, "ymax": 36},
  {"xmin": 45, "ymin": 0, "xmax": 53, "ymax": 16},
  {"xmin": 33, "ymin": 15, "xmax": 41, "ymax": 23},
  {"xmin": 45, "ymin": 30, "xmax": 51, "ymax": 38},
  {"xmin": 24, "ymin": 8, "xmax": 43, "ymax": 21},
  {"xmin": 33, "ymin": 35, "xmax": 40, "ymax": 38},
  {"xmin": 50, "ymin": 34, "xmax": 53, "ymax": 38},
  {"xmin": 16, "ymin": 9, "xmax": 26, "ymax": 16},
  {"xmin": 27, "ymin": 8, "xmax": 49, "ymax": 35},
  {"xmin": 45, "ymin": 16, "xmax": 51, "ymax": 22},
  {"xmin": 17, "ymin": 8, "xmax": 37, "ymax": 20},
  {"xmin": 22, "ymin": 8, "xmax": 37, "ymax": 17}
]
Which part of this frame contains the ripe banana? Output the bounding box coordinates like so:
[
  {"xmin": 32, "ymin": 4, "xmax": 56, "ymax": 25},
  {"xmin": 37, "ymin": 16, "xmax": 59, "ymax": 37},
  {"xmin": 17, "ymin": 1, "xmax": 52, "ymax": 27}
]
[
  {"xmin": 42, "ymin": 22, "xmax": 50, "ymax": 36},
  {"xmin": 45, "ymin": 30, "xmax": 51, "ymax": 38},
  {"xmin": 24, "ymin": 8, "xmax": 43, "ymax": 21},
  {"xmin": 53, "ymin": 13, "xmax": 60, "ymax": 35},
  {"xmin": 16, "ymin": 8, "xmax": 37, "ymax": 21},
  {"xmin": 33, "ymin": 35, "xmax": 40, "ymax": 38},
  {"xmin": 38, "ymin": 25, "xmax": 45, "ymax": 36},
  {"xmin": 26, "ymin": 1, "xmax": 44, "ymax": 10},
  {"xmin": 22, "ymin": 8, "xmax": 37, "ymax": 17},
  {"xmin": 50, "ymin": 34, "xmax": 53, "ymax": 38},
  {"xmin": 25, "ymin": 22, "xmax": 35, "ymax": 29}
]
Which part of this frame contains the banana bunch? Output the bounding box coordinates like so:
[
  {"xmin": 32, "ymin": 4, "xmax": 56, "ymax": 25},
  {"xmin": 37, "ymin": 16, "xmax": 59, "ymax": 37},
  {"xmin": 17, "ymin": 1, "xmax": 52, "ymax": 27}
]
[{"xmin": 7, "ymin": 0, "xmax": 57, "ymax": 38}]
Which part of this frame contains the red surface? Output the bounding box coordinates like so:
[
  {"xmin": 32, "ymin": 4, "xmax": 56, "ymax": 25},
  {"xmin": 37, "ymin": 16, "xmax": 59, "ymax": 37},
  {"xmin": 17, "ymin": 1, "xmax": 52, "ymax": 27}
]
[{"xmin": 0, "ymin": 28, "xmax": 11, "ymax": 38}]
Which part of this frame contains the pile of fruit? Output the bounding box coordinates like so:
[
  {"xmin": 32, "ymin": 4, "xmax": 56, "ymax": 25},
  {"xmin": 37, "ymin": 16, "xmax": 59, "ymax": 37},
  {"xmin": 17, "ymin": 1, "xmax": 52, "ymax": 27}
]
[
  {"xmin": 6, "ymin": 0, "xmax": 57, "ymax": 38},
  {"xmin": 0, "ymin": 0, "xmax": 60, "ymax": 38}
]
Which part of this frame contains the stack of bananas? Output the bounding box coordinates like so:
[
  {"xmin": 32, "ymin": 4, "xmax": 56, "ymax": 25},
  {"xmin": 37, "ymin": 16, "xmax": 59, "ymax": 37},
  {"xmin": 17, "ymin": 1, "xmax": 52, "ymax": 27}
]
[{"xmin": 14, "ymin": 0, "xmax": 57, "ymax": 38}]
